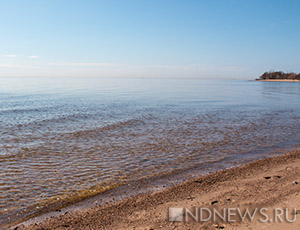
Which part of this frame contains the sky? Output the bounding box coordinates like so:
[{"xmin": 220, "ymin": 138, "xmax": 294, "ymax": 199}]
[{"xmin": 0, "ymin": 0, "xmax": 299, "ymax": 79}]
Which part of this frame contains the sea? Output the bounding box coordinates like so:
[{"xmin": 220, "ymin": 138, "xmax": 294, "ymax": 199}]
[{"xmin": 1, "ymin": 77, "xmax": 300, "ymax": 225}]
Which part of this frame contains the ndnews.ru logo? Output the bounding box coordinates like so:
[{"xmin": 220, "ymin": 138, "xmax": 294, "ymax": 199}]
[{"xmin": 169, "ymin": 207, "xmax": 297, "ymax": 223}]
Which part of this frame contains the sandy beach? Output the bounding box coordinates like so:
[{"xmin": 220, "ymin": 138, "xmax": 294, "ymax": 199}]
[
  {"xmin": 256, "ymin": 79, "xmax": 300, "ymax": 82},
  {"xmin": 10, "ymin": 149, "xmax": 300, "ymax": 230}
]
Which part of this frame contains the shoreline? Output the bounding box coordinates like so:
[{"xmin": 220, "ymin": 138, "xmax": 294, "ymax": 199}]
[
  {"xmin": 5, "ymin": 146, "xmax": 291, "ymax": 228},
  {"xmin": 13, "ymin": 148, "xmax": 300, "ymax": 230},
  {"xmin": 256, "ymin": 79, "xmax": 300, "ymax": 82}
]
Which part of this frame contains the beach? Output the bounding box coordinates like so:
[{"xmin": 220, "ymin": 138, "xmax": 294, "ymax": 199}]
[
  {"xmin": 256, "ymin": 79, "xmax": 300, "ymax": 82},
  {"xmin": 11, "ymin": 149, "xmax": 300, "ymax": 230}
]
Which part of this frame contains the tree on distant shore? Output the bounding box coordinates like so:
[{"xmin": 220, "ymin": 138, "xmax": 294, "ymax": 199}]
[{"xmin": 259, "ymin": 71, "xmax": 300, "ymax": 80}]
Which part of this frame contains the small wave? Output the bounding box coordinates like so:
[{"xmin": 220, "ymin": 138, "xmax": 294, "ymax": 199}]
[
  {"xmin": 0, "ymin": 106, "xmax": 52, "ymax": 115},
  {"xmin": 64, "ymin": 118, "xmax": 146, "ymax": 138}
]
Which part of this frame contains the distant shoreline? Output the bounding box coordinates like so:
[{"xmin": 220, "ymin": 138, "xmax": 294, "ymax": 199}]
[
  {"xmin": 256, "ymin": 79, "xmax": 300, "ymax": 82},
  {"xmin": 257, "ymin": 71, "xmax": 300, "ymax": 81}
]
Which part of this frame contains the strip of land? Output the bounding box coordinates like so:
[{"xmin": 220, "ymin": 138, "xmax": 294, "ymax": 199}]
[
  {"xmin": 13, "ymin": 150, "xmax": 300, "ymax": 230},
  {"xmin": 257, "ymin": 71, "xmax": 300, "ymax": 81},
  {"xmin": 256, "ymin": 79, "xmax": 300, "ymax": 82}
]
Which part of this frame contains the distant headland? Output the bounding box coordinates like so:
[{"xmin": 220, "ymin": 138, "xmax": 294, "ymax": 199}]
[{"xmin": 256, "ymin": 71, "xmax": 300, "ymax": 82}]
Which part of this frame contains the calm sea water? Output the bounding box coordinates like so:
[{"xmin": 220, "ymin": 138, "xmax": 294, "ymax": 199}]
[{"xmin": 1, "ymin": 78, "xmax": 300, "ymax": 224}]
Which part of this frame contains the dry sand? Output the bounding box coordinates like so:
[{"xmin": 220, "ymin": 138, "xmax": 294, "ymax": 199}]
[{"xmin": 11, "ymin": 150, "xmax": 300, "ymax": 230}]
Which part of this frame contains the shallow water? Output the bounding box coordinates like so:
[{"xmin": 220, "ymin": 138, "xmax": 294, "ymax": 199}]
[{"xmin": 1, "ymin": 78, "xmax": 300, "ymax": 224}]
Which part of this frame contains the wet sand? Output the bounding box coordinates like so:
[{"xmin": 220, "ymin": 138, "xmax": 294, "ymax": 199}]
[{"xmin": 10, "ymin": 149, "xmax": 300, "ymax": 230}]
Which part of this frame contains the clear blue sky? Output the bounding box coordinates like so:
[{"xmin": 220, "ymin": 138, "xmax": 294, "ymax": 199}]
[{"xmin": 0, "ymin": 0, "xmax": 299, "ymax": 79}]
